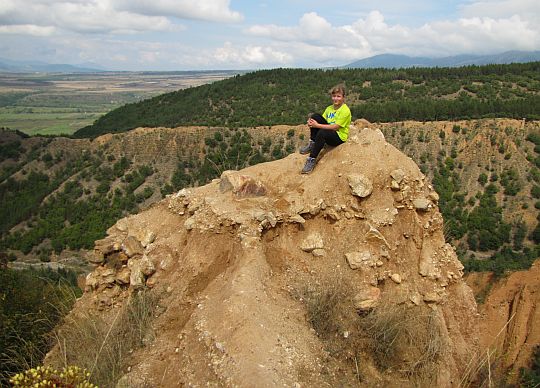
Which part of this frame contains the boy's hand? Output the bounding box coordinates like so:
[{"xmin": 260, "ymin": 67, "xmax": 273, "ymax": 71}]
[{"xmin": 307, "ymin": 118, "xmax": 317, "ymax": 128}]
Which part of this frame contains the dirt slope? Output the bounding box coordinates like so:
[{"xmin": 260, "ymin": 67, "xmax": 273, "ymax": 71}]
[
  {"xmin": 49, "ymin": 126, "xmax": 479, "ymax": 387},
  {"xmin": 466, "ymin": 261, "xmax": 540, "ymax": 382}
]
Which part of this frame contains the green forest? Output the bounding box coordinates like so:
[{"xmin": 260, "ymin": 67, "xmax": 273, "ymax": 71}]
[{"xmin": 75, "ymin": 62, "xmax": 540, "ymax": 138}]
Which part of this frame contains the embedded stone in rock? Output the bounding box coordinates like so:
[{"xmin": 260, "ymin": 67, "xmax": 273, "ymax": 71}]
[
  {"xmin": 140, "ymin": 255, "xmax": 156, "ymax": 276},
  {"xmin": 300, "ymin": 233, "xmax": 324, "ymax": 252},
  {"xmin": 89, "ymin": 251, "xmax": 105, "ymax": 265},
  {"xmin": 99, "ymin": 267, "xmax": 116, "ymax": 285},
  {"xmin": 345, "ymin": 251, "xmax": 372, "ymax": 270},
  {"xmin": 312, "ymin": 249, "xmax": 326, "ymax": 257},
  {"xmin": 94, "ymin": 238, "xmax": 120, "ymax": 256},
  {"xmin": 409, "ymin": 292, "xmax": 422, "ymax": 306},
  {"xmin": 390, "ymin": 169, "xmax": 405, "ymax": 186},
  {"xmin": 128, "ymin": 259, "xmax": 145, "ymax": 289},
  {"xmin": 428, "ymin": 191, "xmax": 440, "ymax": 202},
  {"xmin": 85, "ymin": 272, "xmax": 98, "ymax": 291},
  {"xmin": 413, "ymin": 197, "xmax": 431, "ymax": 211},
  {"xmin": 116, "ymin": 267, "xmax": 131, "ymax": 285},
  {"xmin": 173, "ymin": 188, "xmax": 191, "ymax": 198},
  {"xmin": 423, "ymin": 292, "xmax": 441, "ymax": 303},
  {"xmin": 325, "ymin": 208, "xmax": 340, "ymax": 221},
  {"xmin": 255, "ymin": 211, "xmax": 278, "ymax": 228},
  {"xmin": 365, "ymin": 225, "xmax": 390, "ymax": 248},
  {"xmin": 390, "ymin": 273, "xmax": 402, "ymax": 284},
  {"xmin": 353, "ymin": 287, "xmax": 381, "ymax": 311},
  {"xmin": 288, "ymin": 214, "xmax": 306, "ymax": 224},
  {"xmin": 348, "ymin": 174, "xmax": 373, "ymax": 198},
  {"xmin": 184, "ymin": 217, "xmax": 196, "ymax": 230},
  {"xmin": 141, "ymin": 231, "xmax": 156, "ymax": 247},
  {"xmin": 123, "ymin": 236, "xmax": 144, "ymax": 258},
  {"xmin": 219, "ymin": 171, "xmax": 267, "ymax": 197}
]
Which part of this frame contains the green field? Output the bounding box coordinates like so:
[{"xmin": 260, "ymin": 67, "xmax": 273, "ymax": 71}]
[
  {"xmin": 0, "ymin": 71, "xmax": 237, "ymax": 135},
  {"xmin": 0, "ymin": 105, "xmax": 108, "ymax": 136}
]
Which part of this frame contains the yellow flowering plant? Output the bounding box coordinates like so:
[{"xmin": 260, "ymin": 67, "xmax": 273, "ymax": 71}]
[{"xmin": 10, "ymin": 365, "xmax": 96, "ymax": 387}]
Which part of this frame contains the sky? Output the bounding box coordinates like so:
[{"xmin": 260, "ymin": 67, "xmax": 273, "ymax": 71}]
[{"xmin": 0, "ymin": 0, "xmax": 539, "ymax": 71}]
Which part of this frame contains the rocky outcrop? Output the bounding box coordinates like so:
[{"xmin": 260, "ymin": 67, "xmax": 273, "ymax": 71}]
[{"xmin": 56, "ymin": 126, "xmax": 479, "ymax": 387}]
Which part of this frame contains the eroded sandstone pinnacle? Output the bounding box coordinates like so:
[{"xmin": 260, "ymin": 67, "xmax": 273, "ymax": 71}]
[{"xmin": 72, "ymin": 126, "xmax": 477, "ymax": 387}]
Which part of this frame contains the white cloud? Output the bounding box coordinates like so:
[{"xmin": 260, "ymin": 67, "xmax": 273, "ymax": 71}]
[
  {"xmin": 211, "ymin": 42, "xmax": 292, "ymax": 67},
  {"xmin": 460, "ymin": 0, "xmax": 540, "ymax": 21},
  {"xmin": 0, "ymin": 0, "xmax": 240, "ymax": 36},
  {"xmin": 115, "ymin": 0, "xmax": 243, "ymax": 23},
  {"xmin": 246, "ymin": 8, "xmax": 540, "ymax": 66},
  {"xmin": 0, "ymin": 24, "xmax": 55, "ymax": 36},
  {"xmin": 1, "ymin": 0, "xmax": 539, "ymax": 70}
]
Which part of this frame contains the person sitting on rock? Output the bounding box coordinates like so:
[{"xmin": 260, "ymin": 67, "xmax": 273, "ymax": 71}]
[{"xmin": 299, "ymin": 84, "xmax": 351, "ymax": 174}]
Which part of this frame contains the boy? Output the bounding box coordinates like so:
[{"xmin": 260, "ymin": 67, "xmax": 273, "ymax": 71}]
[{"xmin": 300, "ymin": 84, "xmax": 351, "ymax": 174}]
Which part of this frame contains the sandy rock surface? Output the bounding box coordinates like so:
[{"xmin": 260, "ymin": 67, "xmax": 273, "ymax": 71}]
[{"xmin": 52, "ymin": 125, "xmax": 480, "ymax": 387}]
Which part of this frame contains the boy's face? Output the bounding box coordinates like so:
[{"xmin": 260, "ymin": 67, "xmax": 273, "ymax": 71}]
[{"xmin": 331, "ymin": 92, "xmax": 344, "ymax": 108}]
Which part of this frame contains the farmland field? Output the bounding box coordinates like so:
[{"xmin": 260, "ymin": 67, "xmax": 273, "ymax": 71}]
[{"xmin": 0, "ymin": 71, "xmax": 239, "ymax": 136}]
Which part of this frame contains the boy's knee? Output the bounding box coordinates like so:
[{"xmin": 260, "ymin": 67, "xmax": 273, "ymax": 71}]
[{"xmin": 310, "ymin": 113, "xmax": 327, "ymax": 125}]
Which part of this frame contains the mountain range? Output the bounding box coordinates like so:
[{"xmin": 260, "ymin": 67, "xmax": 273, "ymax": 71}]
[
  {"xmin": 2, "ymin": 50, "xmax": 540, "ymax": 74},
  {"xmin": 344, "ymin": 50, "xmax": 540, "ymax": 69},
  {"xmin": 0, "ymin": 58, "xmax": 105, "ymax": 73}
]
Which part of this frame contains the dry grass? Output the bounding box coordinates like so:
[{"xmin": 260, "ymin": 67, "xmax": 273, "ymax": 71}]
[
  {"xmin": 459, "ymin": 313, "xmax": 516, "ymax": 388},
  {"xmin": 302, "ymin": 277, "xmax": 351, "ymax": 338},
  {"xmin": 359, "ymin": 303, "xmax": 446, "ymax": 383},
  {"xmin": 0, "ymin": 279, "xmax": 79, "ymax": 385},
  {"xmin": 49, "ymin": 289, "xmax": 160, "ymax": 387}
]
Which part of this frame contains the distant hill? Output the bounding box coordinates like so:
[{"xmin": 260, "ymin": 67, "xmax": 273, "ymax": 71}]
[
  {"xmin": 0, "ymin": 58, "xmax": 105, "ymax": 73},
  {"xmin": 73, "ymin": 62, "xmax": 540, "ymax": 138},
  {"xmin": 344, "ymin": 51, "xmax": 540, "ymax": 69}
]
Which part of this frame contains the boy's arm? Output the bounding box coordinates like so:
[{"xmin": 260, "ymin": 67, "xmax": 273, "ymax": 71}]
[{"xmin": 307, "ymin": 118, "xmax": 340, "ymax": 131}]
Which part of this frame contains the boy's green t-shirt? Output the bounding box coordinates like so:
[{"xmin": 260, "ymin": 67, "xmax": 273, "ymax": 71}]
[{"xmin": 323, "ymin": 103, "xmax": 351, "ymax": 141}]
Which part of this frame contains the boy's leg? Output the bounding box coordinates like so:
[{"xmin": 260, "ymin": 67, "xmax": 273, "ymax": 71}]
[
  {"xmin": 310, "ymin": 130, "xmax": 344, "ymax": 159},
  {"xmin": 309, "ymin": 113, "xmax": 327, "ymax": 141},
  {"xmin": 300, "ymin": 113, "xmax": 328, "ymax": 155}
]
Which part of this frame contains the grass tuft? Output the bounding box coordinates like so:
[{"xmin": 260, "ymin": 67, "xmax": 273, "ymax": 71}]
[
  {"xmin": 360, "ymin": 303, "xmax": 446, "ymax": 382},
  {"xmin": 49, "ymin": 289, "xmax": 160, "ymax": 387}
]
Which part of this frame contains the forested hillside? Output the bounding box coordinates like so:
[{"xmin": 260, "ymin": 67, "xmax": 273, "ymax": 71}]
[
  {"xmin": 75, "ymin": 62, "xmax": 540, "ymax": 138},
  {"xmin": 2, "ymin": 117, "xmax": 540, "ymax": 278},
  {"xmin": 0, "ymin": 125, "xmax": 303, "ymax": 265}
]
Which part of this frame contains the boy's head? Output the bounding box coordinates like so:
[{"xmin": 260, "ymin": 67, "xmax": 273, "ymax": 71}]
[{"xmin": 329, "ymin": 84, "xmax": 346, "ymax": 97}]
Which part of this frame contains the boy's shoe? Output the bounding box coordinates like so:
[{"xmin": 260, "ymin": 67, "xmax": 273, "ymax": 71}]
[
  {"xmin": 299, "ymin": 140, "xmax": 315, "ymax": 154},
  {"xmin": 301, "ymin": 157, "xmax": 317, "ymax": 174}
]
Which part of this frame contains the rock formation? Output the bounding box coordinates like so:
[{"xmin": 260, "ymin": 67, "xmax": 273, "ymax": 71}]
[
  {"xmin": 52, "ymin": 127, "xmax": 479, "ymax": 386},
  {"xmin": 466, "ymin": 260, "xmax": 540, "ymax": 383}
]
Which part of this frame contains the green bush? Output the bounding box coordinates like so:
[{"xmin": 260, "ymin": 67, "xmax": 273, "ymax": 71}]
[{"xmin": 520, "ymin": 345, "xmax": 540, "ymax": 387}]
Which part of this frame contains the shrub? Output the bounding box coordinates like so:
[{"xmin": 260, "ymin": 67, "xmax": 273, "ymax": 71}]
[
  {"xmin": 48, "ymin": 289, "xmax": 161, "ymax": 387},
  {"xmin": 478, "ymin": 173, "xmax": 488, "ymax": 186},
  {"xmin": 520, "ymin": 345, "xmax": 540, "ymax": 387},
  {"xmin": 0, "ymin": 268, "xmax": 79, "ymax": 385},
  {"xmin": 360, "ymin": 304, "xmax": 445, "ymax": 383},
  {"xmin": 301, "ymin": 277, "xmax": 350, "ymax": 338},
  {"xmin": 10, "ymin": 365, "xmax": 95, "ymax": 387}
]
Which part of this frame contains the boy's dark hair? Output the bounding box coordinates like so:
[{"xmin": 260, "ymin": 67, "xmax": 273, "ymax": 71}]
[{"xmin": 329, "ymin": 83, "xmax": 346, "ymax": 96}]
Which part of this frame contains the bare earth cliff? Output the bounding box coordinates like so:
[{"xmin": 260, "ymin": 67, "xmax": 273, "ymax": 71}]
[{"xmin": 51, "ymin": 126, "xmax": 479, "ymax": 387}]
